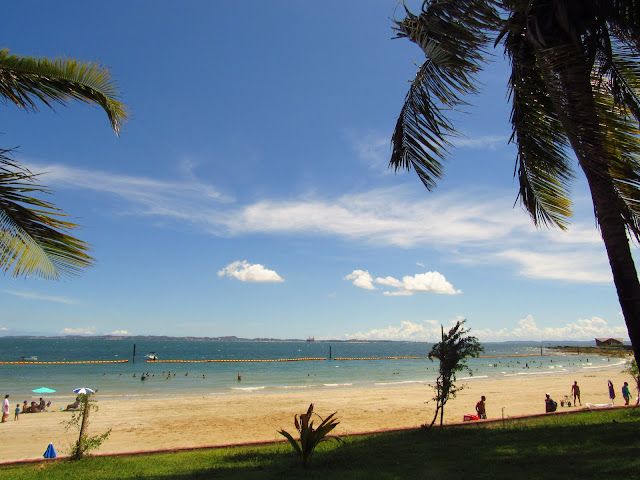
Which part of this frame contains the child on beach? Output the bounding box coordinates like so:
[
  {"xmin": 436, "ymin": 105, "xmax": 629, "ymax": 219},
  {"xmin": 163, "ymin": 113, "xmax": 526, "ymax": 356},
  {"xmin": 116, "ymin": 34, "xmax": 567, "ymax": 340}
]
[
  {"xmin": 571, "ymin": 381, "xmax": 581, "ymax": 406},
  {"xmin": 14, "ymin": 404, "xmax": 19, "ymax": 421},
  {"xmin": 622, "ymin": 382, "xmax": 631, "ymax": 405}
]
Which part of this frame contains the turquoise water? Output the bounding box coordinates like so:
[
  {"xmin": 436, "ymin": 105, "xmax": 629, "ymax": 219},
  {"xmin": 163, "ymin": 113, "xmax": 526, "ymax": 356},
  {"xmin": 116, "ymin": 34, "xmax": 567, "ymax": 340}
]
[{"xmin": 0, "ymin": 338, "xmax": 625, "ymax": 402}]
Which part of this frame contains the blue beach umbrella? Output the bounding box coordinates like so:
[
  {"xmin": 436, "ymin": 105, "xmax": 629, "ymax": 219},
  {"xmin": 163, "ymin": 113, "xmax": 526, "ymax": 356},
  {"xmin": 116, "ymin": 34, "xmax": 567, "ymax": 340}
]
[
  {"xmin": 32, "ymin": 387, "xmax": 56, "ymax": 394},
  {"xmin": 73, "ymin": 387, "xmax": 95, "ymax": 395}
]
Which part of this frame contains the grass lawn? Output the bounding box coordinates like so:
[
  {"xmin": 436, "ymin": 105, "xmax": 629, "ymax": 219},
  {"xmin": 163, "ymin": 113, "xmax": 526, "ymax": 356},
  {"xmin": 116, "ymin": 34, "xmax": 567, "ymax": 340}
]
[{"xmin": 1, "ymin": 407, "xmax": 639, "ymax": 480}]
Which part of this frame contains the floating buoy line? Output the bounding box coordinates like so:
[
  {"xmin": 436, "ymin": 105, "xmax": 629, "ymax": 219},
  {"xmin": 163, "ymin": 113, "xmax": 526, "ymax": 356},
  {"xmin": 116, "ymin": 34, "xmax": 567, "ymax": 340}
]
[
  {"xmin": 146, "ymin": 357, "xmax": 327, "ymax": 363},
  {"xmin": 0, "ymin": 360, "xmax": 129, "ymax": 365},
  {"xmin": 0, "ymin": 352, "xmax": 577, "ymax": 365}
]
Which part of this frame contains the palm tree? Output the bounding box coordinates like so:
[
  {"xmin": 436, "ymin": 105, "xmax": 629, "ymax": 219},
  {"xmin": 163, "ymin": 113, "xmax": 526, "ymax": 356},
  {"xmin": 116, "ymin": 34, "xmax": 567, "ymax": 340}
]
[
  {"xmin": 390, "ymin": 0, "xmax": 640, "ymax": 365},
  {"xmin": 0, "ymin": 48, "xmax": 128, "ymax": 280}
]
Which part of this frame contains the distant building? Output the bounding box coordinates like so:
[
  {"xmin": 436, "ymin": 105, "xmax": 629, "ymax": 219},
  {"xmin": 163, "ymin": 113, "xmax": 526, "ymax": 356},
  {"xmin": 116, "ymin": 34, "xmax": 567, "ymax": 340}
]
[{"xmin": 595, "ymin": 338, "xmax": 624, "ymax": 346}]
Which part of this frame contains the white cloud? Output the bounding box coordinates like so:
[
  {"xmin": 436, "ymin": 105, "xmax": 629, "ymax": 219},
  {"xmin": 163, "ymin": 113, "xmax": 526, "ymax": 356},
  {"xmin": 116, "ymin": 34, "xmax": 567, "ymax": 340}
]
[
  {"xmin": 495, "ymin": 249, "xmax": 612, "ymax": 283},
  {"xmin": 347, "ymin": 269, "xmax": 461, "ymax": 296},
  {"xmin": 111, "ymin": 330, "xmax": 131, "ymax": 335},
  {"xmin": 218, "ymin": 260, "xmax": 284, "ymax": 283},
  {"xmin": 32, "ymin": 162, "xmax": 614, "ymax": 285},
  {"xmin": 61, "ymin": 327, "xmax": 97, "ymax": 335},
  {"xmin": 4, "ymin": 290, "xmax": 78, "ymax": 305},
  {"xmin": 473, "ymin": 315, "xmax": 629, "ymax": 342},
  {"xmin": 345, "ymin": 270, "xmax": 376, "ymax": 290},
  {"xmin": 342, "ymin": 315, "xmax": 628, "ymax": 342},
  {"xmin": 380, "ymin": 271, "xmax": 461, "ymax": 296}
]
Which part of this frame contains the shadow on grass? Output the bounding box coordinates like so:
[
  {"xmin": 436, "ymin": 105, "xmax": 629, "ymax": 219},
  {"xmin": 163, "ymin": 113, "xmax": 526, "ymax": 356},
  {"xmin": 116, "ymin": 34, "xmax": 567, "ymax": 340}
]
[{"xmin": 3, "ymin": 409, "xmax": 639, "ymax": 480}]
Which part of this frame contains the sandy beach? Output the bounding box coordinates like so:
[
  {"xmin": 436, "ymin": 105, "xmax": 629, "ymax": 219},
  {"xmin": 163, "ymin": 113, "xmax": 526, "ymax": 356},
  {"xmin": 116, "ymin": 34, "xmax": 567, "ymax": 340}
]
[{"xmin": 0, "ymin": 366, "xmax": 633, "ymax": 464}]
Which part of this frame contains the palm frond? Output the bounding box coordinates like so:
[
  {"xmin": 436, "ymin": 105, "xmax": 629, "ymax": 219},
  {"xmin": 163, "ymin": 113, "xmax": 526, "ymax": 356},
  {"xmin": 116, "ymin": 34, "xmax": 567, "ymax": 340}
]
[
  {"xmin": 503, "ymin": 10, "xmax": 574, "ymax": 229},
  {"xmin": 390, "ymin": 0, "xmax": 500, "ymax": 190},
  {"xmin": 0, "ymin": 152, "xmax": 94, "ymax": 280},
  {"xmin": 0, "ymin": 48, "xmax": 128, "ymax": 134}
]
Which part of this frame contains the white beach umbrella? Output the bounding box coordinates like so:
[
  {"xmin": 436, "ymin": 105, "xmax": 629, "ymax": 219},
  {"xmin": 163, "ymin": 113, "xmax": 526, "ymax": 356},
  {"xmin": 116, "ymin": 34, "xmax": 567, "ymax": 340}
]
[{"xmin": 72, "ymin": 387, "xmax": 95, "ymax": 395}]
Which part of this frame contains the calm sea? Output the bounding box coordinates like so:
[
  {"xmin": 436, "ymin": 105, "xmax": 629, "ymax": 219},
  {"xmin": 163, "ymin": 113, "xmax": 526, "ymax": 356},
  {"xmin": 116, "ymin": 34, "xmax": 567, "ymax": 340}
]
[{"xmin": 0, "ymin": 337, "xmax": 626, "ymax": 402}]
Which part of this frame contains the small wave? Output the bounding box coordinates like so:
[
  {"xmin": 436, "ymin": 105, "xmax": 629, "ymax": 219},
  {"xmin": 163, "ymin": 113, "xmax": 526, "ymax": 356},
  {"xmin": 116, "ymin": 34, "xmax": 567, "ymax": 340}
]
[
  {"xmin": 230, "ymin": 386, "xmax": 266, "ymax": 392},
  {"xmin": 323, "ymin": 383, "xmax": 353, "ymax": 387},
  {"xmin": 458, "ymin": 375, "xmax": 488, "ymax": 380},
  {"xmin": 374, "ymin": 380, "xmax": 427, "ymax": 386},
  {"xmin": 279, "ymin": 385, "xmax": 319, "ymax": 390}
]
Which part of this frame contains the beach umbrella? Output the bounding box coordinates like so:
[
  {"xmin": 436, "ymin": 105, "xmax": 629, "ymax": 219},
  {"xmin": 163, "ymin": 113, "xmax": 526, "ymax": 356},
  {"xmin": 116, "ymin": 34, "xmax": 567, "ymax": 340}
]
[
  {"xmin": 32, "ymin": 387, "xmax": 56, "ymax": 394},
  {"xmin": 73, "ymin": 387, "xmax": 95, "ymax": 395},
  {"xmin": 43, "ymin": 443, "xmax": 56, "ymax": 459}
]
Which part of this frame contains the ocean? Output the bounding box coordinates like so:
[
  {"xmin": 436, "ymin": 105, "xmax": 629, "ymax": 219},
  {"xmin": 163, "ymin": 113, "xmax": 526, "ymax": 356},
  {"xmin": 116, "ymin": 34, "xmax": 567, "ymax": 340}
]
[{"xmin": 0, "ymin": 337, "xmax": 627, "ymax": 402}]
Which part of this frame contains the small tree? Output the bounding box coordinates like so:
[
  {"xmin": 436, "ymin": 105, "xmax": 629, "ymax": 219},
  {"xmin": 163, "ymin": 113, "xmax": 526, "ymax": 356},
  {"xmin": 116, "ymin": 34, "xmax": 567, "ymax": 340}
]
[
  {"xmin": 64, "ymin": 393, "xmax": 111, "ymax": 460},
  {"xmin": 426, "ymin": 320, "xmax": 483, "ymax": 428},
  {"xmin": 624, "ymin": 359, "xmax": 640, "ymax": 406}
]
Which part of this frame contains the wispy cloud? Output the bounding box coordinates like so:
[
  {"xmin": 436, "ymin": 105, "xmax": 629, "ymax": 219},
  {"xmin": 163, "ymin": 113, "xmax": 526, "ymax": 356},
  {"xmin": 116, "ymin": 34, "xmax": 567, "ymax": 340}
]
[
  {"xmin": 340, "ymin": 315, "xmax": 628, "ymax": 342},
  {"xmin": 454, "ymin": 134, "xmax": 509, "ymax": 150},
  {"xmin": 494, "ymin": 249, "xmax": 612, "ymax": 283},
  {"xmin": 4, "ymin": 290, "xmax": 78, "ymax": 305},
  {"xmin": 218, "ymin": 260, "xmax": 284, "ymax": 283},
  {"xmin": 32, "ymin": 162, "xmax": 612, "ymax": 284}
]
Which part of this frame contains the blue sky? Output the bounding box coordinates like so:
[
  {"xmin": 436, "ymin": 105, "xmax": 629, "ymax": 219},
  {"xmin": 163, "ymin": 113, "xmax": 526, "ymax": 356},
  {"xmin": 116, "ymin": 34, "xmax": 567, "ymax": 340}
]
[{"xmin": 0, "ymin": 1, "xmax": 632, "ymax": 342}]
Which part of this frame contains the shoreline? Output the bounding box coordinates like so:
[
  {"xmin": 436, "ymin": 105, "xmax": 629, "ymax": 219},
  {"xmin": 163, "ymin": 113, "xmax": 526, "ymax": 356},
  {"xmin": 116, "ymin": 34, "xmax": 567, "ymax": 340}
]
[{"xmin": 0, "ymin": 365, "xmax": 634, "ymax": 464}]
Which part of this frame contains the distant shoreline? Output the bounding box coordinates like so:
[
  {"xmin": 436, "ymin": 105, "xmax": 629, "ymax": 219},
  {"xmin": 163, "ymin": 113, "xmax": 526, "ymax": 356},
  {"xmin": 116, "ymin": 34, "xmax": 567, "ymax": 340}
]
[{"xmin": 0, "ymin": 335, "xmax": 631, "ymax": 344}]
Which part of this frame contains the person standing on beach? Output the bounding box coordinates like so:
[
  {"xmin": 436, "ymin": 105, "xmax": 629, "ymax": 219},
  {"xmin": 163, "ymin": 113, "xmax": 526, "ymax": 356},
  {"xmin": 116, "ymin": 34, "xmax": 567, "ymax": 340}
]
[
  {"xmin": 2, "ymin": 394, "xmax": 9, "ymax": 422},
  {"xmin": 608, "ymin": 380, "xmax": 616, "ymax": 404},
  {"xmin": 622, "ymin": 382, "xmax": 631, "ymax": 405},
  {"xmin": 14, "ymin": 404, "xmax": 19, "ymax": 421},
  {"xmin": 475, "ymin": 395, "xmax": 487, "ymax": 419},
  {"xmin": 571, "ymin": 381, "xmax": 581, "ymax": 406}
]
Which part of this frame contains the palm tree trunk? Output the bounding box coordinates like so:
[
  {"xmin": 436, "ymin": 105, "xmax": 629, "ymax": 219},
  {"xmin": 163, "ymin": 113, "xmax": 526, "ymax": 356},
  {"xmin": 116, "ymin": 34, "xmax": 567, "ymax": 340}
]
[
  {"xmin": 584, "ymin": 171, "xmax": 640, "ymax": 366},
  {"xmin": 543, "ymin": 44, "xmax": 640, "ymax": 367}
]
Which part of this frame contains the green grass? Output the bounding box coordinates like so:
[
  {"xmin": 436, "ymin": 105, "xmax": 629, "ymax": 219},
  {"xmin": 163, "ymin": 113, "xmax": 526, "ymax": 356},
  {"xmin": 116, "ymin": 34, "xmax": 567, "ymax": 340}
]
[{"xmin": 1, "ymin": 408, "xmax": 639, "ymax": 480}]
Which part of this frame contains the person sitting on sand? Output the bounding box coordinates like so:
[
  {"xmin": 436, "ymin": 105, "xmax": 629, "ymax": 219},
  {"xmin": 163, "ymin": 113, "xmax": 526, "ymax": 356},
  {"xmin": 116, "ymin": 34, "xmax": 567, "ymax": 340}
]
[
  {"xmin": 22, "ymin": 400, "xmax": 28, "ymax": 413},
  {"xmin": 571, "ymin": 381, "xmax": 581, "ymax": 406},
  {"xmin": 545, "ymin": 393, "xmax": 557, "ymax": 413},
  {"xmin": 475, "ymin": 395, "xmax": 487, "ymax": 419},
  {"xmin": 65, "ymin": 395, "xmax": 82, "ymax": 411}
]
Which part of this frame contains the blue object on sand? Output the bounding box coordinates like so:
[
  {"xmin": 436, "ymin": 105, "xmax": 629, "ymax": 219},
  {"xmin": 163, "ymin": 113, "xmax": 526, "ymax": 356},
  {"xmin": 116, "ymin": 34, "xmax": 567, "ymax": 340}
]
[{"xmin": 43, "ymin": 443, "xmax": 56, "ymax": 459}]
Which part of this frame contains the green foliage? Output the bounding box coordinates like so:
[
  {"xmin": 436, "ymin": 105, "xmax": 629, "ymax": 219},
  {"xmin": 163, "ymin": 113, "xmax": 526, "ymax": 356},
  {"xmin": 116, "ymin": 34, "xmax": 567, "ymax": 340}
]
[
  {"xmin": 0, "ymin": 48, "xmax": 128, "ymax": 280},
  {"xmin": 0, "ymin": 150, "xmax": 94, "ymax": 279},
  {"xmin": 427, "ymin": 319, "xmax": 483, "ymax": 428},
  {"xmin": 278, "ymin": 403, "xmax": 341, "ymax": 467},
  {"xmin": 63, "ymin": 393, "xmax": 111, "ymax": 460}
]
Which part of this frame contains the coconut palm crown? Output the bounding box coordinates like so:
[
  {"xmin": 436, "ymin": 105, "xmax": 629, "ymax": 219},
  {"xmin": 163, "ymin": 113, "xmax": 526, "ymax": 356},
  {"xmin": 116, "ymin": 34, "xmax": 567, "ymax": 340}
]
[
  {"xmin": 0, "ymin": 48, "xmax": 128, "ymax": 280},
  {"xmin": 390, "ymin": 0, "xmax": 640, "ymax": 364}
]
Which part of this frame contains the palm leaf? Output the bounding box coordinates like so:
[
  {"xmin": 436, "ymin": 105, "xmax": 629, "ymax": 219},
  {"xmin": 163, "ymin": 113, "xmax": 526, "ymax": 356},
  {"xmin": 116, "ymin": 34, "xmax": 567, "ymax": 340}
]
[
  {"xmin": 0, "ymin": 152, "xmax": 94, "ymax": 279},
  {"xmin": 390, "ymin": 0, "xmax": 500, "ymax": 190},
  {"xmin": 0, "ymin": 48, "xmax": 128, "ymax": 134}
]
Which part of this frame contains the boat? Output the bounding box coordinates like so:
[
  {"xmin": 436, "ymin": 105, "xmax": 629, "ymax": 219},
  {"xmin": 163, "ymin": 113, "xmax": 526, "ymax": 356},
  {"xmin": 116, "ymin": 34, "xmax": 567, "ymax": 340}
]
[
  {"xmin": 306, "ymin": 336, "xmax": 315, "ymax": 342},
  {"xmin": 144, "ymin": 352, "xmax": 158, "ymax": 361},
  {"xmin": 21, "ymin": 356, "xmax": 38, "ymax": 361}
]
